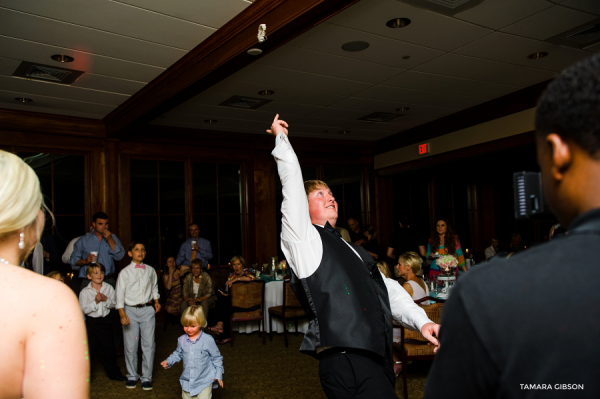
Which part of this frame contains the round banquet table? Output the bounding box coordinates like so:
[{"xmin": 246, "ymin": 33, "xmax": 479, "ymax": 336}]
[{"xmin": 233, "ymin": 279, "xmax": 309, "ymax": 334}]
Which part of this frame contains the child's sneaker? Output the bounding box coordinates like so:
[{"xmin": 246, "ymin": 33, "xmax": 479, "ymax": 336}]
[
  {"xmin": 126, "ymin": 380, "xmax": 137, "ymax": 389},
  {"xmin": 142, "ymin": 381, "xmax": 153, "ymax": 391}
]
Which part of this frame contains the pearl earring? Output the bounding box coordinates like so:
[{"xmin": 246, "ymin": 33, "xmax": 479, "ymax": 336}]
[{"xmin": 18, "ymin": 232, "xmax": 25, "ymax": 249}]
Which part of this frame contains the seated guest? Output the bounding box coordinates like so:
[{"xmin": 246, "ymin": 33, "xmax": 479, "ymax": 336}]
[
  {"xmin": 163, "ymin": 256, "xmax": 188, "ymax": 315},
  {"xmin": 176, "ymin": 223, "xmax": 212, "ymax": 269},
  {"xmin": 206, "ymin": 255, "xmax": 256, "ymax": 345},
  {"xmin": 347, "ymin": 216, "xmax": 365, "ymax": 245},
  {"xmin": 362, "ymin": 224, "xmax": 381, "ymax": 260},
  {"xmin": 181, "ymin": 259, "xmax": 216, "ymax": 321},
  {"xmin": 485, "ymin": 238, "xmax": 499, "ymax": 260},
  {"xmin": 47, "ymin": 270, "xmax": 65, "ymax": 284},
  {"xmin": 376, "ymin": 260, "xmax": 393, "ymax": 279},
  {"xmin": 397, "ymin": 252, "xmax": 430, "ymax": 304},
  {"xmin": 79, "ymin": 263, "xmax": 126, "ymax": 381}
]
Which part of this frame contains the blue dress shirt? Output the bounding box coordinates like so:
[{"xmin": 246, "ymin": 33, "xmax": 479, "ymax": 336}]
[
  {"xmin": 176, "ymin": 237, "xmax": 212, "ymax": 268},
  {"xmin": 166, "ymin": 332, "xmax": 224, "ymax": 396},
  {"xmin": 70, "ymin": 230, "xmax": 125, "ymax": 277}
]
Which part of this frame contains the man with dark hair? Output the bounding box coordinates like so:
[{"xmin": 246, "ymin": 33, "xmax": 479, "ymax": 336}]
[
  {"xmin": 70, "ymin": 211, "xmax": 125, "ymax": 292},
  {"xmin": 176, "ymin": 223, "xmax": 212, "ymax": 270},
  {"xmin": 425, "ymin": 54, "xmax": 600, "ymax": 397},
  {"xmin": 346, "ymin": 216, "xmax": 365, "ymax": 245},
  {"xmin": 484, "ymin": 237, "xmax": 499, "ymax": 260}
]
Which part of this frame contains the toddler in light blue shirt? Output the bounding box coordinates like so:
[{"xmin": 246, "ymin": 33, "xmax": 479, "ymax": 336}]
[{"xmin": 161, "ymin": 305, "xmax": 223, "ymax": 399}]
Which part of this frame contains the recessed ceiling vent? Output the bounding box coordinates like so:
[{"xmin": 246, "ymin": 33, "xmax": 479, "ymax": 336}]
[
  {"xmin": 358, "ymin": 112, "xmax": 403, "ymax": 123},
  {"xmin": 219, "ymin": 95, "xmax": 272, "ymax": 110},
  {"xmin": 12, "ymin": 61, "xmax": 84, "ymax": 85},
  {"xmin": 397, "ymin": 0, "xmax": 484, "ymax": 16},
  {"xmin": 547, "ymin": 19, "xmax": 600, "ymax": 49}
]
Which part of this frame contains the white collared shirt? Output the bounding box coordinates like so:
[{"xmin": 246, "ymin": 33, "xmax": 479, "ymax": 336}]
[
  {"xmin": 115, "ymin": 262, "xmax": 160, "ymax": 308},
  {"xmin": 79, "ymin": 281, "xmax": 116, "ymax": 318},
  {"xmin": 485, "ymin": 245, "xmax": 497, "ymax": 260},
  {"xmin": 271, "ymin": 133, "xmax": 432, "ymax": 332}
]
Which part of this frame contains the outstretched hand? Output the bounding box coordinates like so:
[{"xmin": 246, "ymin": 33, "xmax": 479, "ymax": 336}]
[
  {"xmin": 421, "ymin": 322, "xmax": 441, "ymax": 353},
  {"xmin": 266, "ymin": 114, "xmax": 288, "ymax": 137}
]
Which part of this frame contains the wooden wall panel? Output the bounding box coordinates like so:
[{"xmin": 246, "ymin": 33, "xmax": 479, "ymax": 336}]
[
  {"xmin": 253, "ymin": 159, "xmax": 278, "ymax": 265},
  {"xmin": 374, "ymin": 176, "xmax": 394, "ymax": 261},
  {"xmin": 0, "ymin": 108, "xmax": 105, "ymax": 137}
]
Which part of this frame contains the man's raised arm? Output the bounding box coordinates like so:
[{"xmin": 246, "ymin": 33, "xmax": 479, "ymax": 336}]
[{"xmin": 269, "ymin": 114, "xmax": 322, "ymax": 279}]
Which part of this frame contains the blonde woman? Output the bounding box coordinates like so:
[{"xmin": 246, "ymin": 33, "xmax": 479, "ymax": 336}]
[
  {"xmin": 0, "ymin": 150, "xmax": 89, "ymax": 398},
  {"xmin": 397, "ymin": 252, "xmax": 430, "ymax": 304}
]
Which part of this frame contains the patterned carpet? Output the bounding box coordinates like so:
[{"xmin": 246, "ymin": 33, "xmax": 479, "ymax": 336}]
[{"xmin": 89, "ymin": 323, "xmax": 432, "ymax": 399}]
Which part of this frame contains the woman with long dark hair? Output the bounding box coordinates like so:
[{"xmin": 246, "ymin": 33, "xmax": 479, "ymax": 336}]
[{"xmin": 426, "ymin": 219, "xmax": 466, "ymax": 280}]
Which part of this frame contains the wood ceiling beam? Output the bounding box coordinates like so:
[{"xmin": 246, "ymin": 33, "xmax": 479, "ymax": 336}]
[
  {"xmin": 374, "ymin": 79, "xmax": 553, "ymax": 155},
  {"xmin": 103, "ymin": 0, "xmax": 360, "ymax": 139}
]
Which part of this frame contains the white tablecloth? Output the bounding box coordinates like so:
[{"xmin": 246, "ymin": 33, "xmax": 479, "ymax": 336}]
[{"xmin": 233, "ymin": 279, "xmax": 309, "ymax": 334}]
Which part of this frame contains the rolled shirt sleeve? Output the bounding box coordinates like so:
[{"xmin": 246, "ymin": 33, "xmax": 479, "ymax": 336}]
[{"xmin": 109, "ymin": 235, "xmax": 125, "ymax": 261}]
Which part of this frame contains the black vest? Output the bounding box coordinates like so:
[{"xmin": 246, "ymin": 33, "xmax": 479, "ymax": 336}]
[{"xmin": 290, "ymin": 223, "xmax": 393, "ymax": 362}]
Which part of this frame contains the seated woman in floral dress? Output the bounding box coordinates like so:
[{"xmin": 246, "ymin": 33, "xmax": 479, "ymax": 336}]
[
  {"xmin": 206, "ymin": 255, "xmax": 256, "ymax": 345},
  {"xmin": 162, "ymin": 256, "xmax": 189, "ymax": 315}
]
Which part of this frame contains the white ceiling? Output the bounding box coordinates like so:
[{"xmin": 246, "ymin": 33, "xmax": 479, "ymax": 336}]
[{"xmin": 0, "ymin": 0, "xmax": 598, "ymax": 141}]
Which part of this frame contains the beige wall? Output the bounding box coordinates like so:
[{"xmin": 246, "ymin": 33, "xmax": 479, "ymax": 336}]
[{"xmin": 375, "ymin": 107, "xmax": 537, "ymax": 170}]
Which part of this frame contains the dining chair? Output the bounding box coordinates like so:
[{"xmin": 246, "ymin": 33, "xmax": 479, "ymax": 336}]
[
  {"xmin": 394, "ymin": 296, "xmax": 445, "ymax": 399},
  {"xmin": 229, "ymin": 280, "xmax": 266, "ymax": 347},
  {"xmin": 268, "ymin": 278, "xmax": 307, "ymax": 347}
]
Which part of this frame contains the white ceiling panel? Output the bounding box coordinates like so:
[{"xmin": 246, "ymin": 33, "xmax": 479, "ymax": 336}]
[
  {"xmin": 0, "ymin": 56, "xmax": 19, "ymax": 76},
  {"xmin": 117, "ymin": 0, "xmax": 250, "ymax": 28},
  {"xmin": 354, "ymin": 85, "xmax": 486, "ymax": 109},
  {"xmin": 158, "ymin": 114, "xmax": 277, "ymax": 133},
  {"xmin": 584, "ymin": 42, "xmax": 600, "ymax": 52},
  {"xmin": 256, "ymin": 46, "xmax": 405, "ymax": 84},
  {"xmin": 0, "ymin": 1, "xmax": 216, "ymax": 50},
  {"xmin": 454, "ymin": 32, "xmax": 591, "ymax": 72},
  {"xmin": 561, "ymin": 0, "xmax": 600, "ymax": 15},
  {"xmin": 0, "ymin": 89, "xmax": 116, "ymax": 116},
  {"xmin": 380, "ymin": 71, "xmax": 520, "ymax": 99},
  {"xmin": 0, "ymin": 75, "xmax": 128, "ymax": 106},
  {"xmin": 293, "ymin": 115, "xmax": 401, "ymax": 133},
  {"xmin": 0, "ymin": 36, "xmax": 165, "ymax": 82},
  {"xmin": 415, "ymin": 53, "xmax": 557, "ymax": 86},
  {"xmin": 455, "ymin": 0, "xmax": 553, "ymax": 30},
  {"xmin": 0, "ymin": 101, "xmax": 106, "ymax": 119},
  {"xmin": 327, "ymin": 0, "xmax": 492, "ymax": 51},
  {"xmin": 501, "ymin": 5, "xmax": 597, "ymax": 41},
  {"xmin": 229, "ymin": 64, "xmax": 372, "ymax": 97},
  {"xmin": 0, "ymin": 8, "xmax": 187, "ymax": 67},
  {"xmin": 255, "ymin": 101, "xmax": 323, "ymax": 118},
  {"xmin": 288, "ymin": 23, "xmax": 445, "ymax": 69},
  {"xmin": 71, "ymin": 74, "xmax": 146, "ymax": 96},
  {"xmin": 331, "ymin": 97, "xmax": 460, "ymax": 118},
  {"xmin": 289, "ymin": 123, "xmax": 385, "ymax": 140},
  {"xmin": 164, "ymin": 103, "xmax": 306, "ymax": 124},
  {"xmin": 202, "ymin": 80, "xmax": 346, "ymax": 107}
]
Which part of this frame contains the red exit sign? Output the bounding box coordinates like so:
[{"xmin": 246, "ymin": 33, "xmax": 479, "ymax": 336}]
[{"xmin": 418, "ymin": 142, "xmax": 430, "ymax": 155}]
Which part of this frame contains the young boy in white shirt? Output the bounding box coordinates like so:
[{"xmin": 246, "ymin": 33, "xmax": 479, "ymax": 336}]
[
  {"xmin": 116, "ymin": 241, "xmax": 160, "ymax": 390},
  {"xmin": 79, "ymin": 262, "xmax": 127, "ymax": 381}
]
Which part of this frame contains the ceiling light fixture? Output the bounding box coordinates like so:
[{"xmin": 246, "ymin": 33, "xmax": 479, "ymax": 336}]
[
  {"xmin": 204, "ymin": 119, "xmax": 217, "ymax": 124},
  {"xmin": 396, "ymin": 107, "xmax": 410, "ymax": 112},
  {"xmin": 51, "ymin": 54, "xmax": 74, "ymax": 63},
  {"xmin": 258, "ymin": 90, "xmax": 274, "ymax": 96},
  {"xmin": 341, "ymin": 41, "xmax": 370, "ymax": 52},
  {"xmin": 15, "ymin": 97, "xmax": 33, "ymax": 103},
  {"xmin": 527, "ymin": 52, "xmax": 548, "ymax": 60},
  {"xmin": 386, "ymin": 18, "xmax": 411, "ymax": 28},
  {"xmin": 247, "ymin": 48, "xmax": 262, "ymax": 56},
  {"xmin": 339, "ymin": 130, "xmax": 350, "ymax": 135}
]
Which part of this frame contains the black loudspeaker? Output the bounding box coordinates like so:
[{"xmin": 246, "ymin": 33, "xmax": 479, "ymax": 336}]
[{"xmin": 513, "ymin": 172, "xmax": 546, "ymax": 219}]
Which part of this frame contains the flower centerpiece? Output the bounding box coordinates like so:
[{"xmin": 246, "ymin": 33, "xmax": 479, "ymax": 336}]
[{"xmin": 437, "ymin": 254, "xmax": 458, "ymax": 276}]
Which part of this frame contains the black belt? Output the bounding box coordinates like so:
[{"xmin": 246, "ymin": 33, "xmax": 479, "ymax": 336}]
[
  {"xmin": 129, "ymin": 301, "xmax": 153, "ymax": 308},
  {"xmin": 318, "ymin": 347, "xmax": 384, "ymax": 364}
]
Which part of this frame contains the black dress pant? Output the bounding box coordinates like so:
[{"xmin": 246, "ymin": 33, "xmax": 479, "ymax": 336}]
[
  {"xmin": 86, "ymin": 316, "xmax": 122, "ymax": 378},
  {"xmin": 318, "ymin": 349, "xmax": 397, "ymax": 399}
]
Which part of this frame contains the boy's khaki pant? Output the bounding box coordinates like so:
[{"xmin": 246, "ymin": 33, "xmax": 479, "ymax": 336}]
[{"xmin": 182, "ymin": 385, "xmax": 212, "ymax": 399}]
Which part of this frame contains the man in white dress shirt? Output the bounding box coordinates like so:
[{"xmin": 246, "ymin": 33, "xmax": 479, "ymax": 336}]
[
  {"xmin": 268, "ymin": 114, "xmax": 440, "ymax": 398},
  {"xmin": 484, "ymin": 238, "xmax": 499, "ymax": 260}
]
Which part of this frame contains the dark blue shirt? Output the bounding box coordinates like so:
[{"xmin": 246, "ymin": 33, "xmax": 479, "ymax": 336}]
[{"xmin": 176, "ymin": 237, "xmax": 212, "ymax": 268}]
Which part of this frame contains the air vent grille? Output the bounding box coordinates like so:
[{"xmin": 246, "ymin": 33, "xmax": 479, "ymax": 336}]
[
  {"xmin": 219, "ymin": 95, "xmax": 272, "ymax": 110},
  {"xmin": 12, "ymin": 61, "xmax": 84, "ymax": 85},
  {"xmin": 566, "ymin": 24, "xmax": 600, "ymax": 45},
  {"xmin": 358, "ymin": 112, "xmax": 403, "ymax": 123}
]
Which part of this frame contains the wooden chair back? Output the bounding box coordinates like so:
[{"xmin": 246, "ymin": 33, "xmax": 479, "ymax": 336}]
[{"xmin": 231, "ymin": 280, "xmax": 265, "ymax": 309}]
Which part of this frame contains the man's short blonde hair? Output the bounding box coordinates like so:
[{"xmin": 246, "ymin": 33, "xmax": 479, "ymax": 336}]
[
  {"xmin": 304, "ymin": 180, "xmax": 330, "ymax": 198},
  {"xmin": 181, "ymin": 305, "xmax": 207, "ymax": 328}
]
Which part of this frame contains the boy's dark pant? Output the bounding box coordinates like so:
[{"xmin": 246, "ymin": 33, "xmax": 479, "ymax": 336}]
[{"xmin": 86, "ymin": 315, "xmax": 122, "ymax": 378}]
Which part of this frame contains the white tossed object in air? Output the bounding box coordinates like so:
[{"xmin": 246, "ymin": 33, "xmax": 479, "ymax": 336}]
[{"xmin": 258, "ymin": 24, "xmax": 267, "ymax": 43}]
